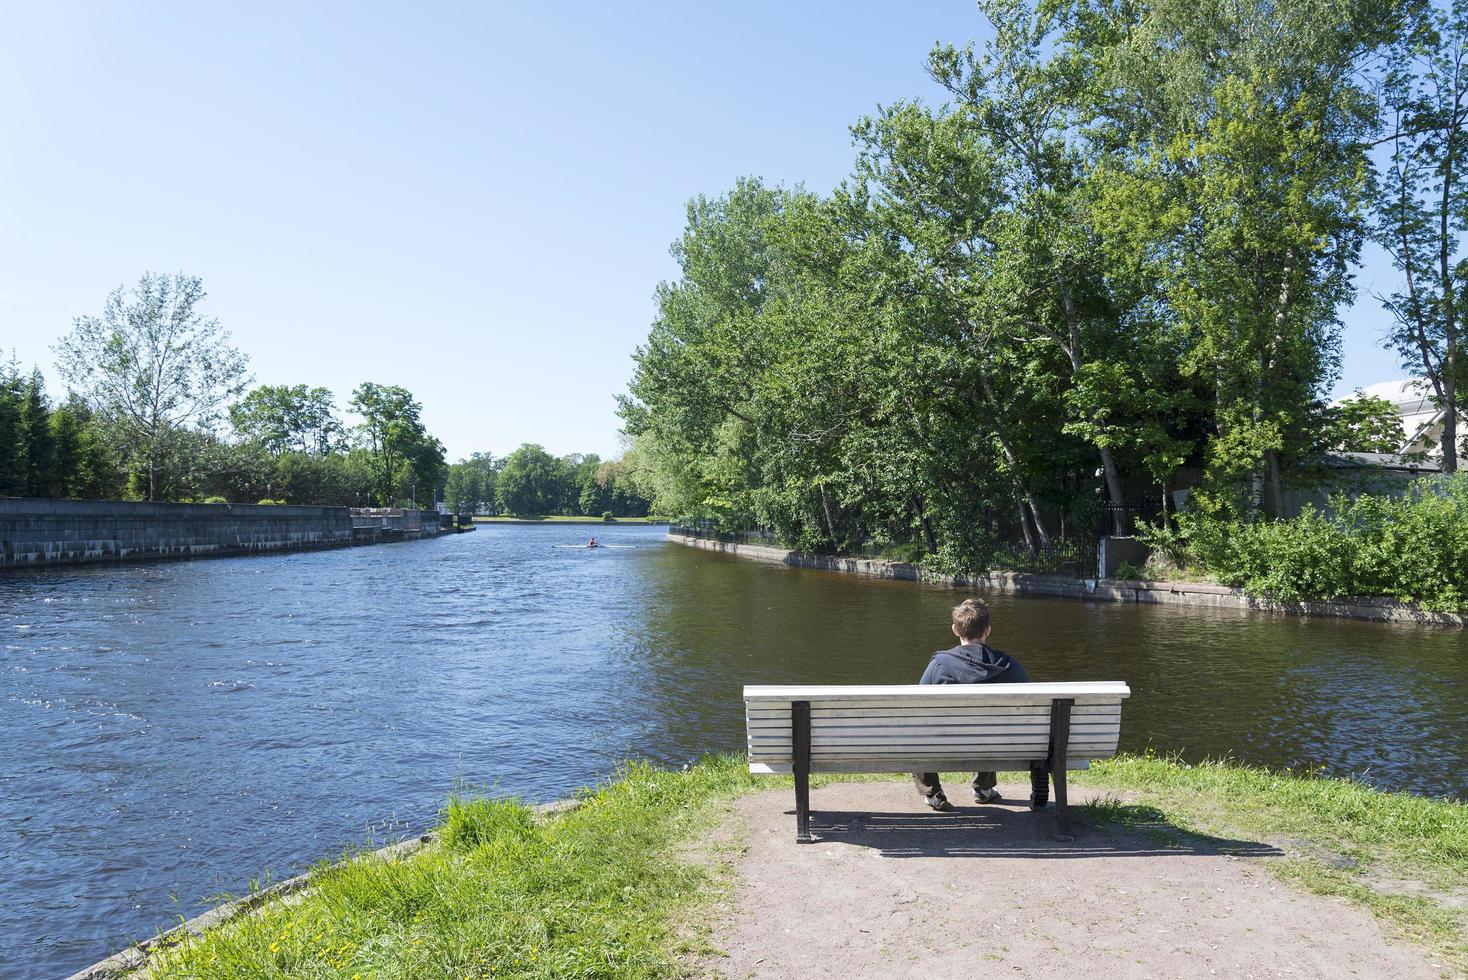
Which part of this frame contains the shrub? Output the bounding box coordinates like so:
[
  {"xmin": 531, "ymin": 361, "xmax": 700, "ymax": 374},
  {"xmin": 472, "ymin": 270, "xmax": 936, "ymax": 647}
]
[
  {"xmin": 602, "ymin": 511, "xmax": 615, "ymax": 522},
  {"xmin": 1175, "ymin": 474, "xmax": 1468, "ymax": 611},
  {"xmin": 201, "ymin": 495, "xmax": 229, "ymax": 504}
]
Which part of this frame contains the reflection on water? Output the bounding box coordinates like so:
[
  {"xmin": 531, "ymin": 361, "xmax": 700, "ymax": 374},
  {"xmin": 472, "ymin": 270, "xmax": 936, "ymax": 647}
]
[{"xmin": 2, "ymin": 525, "xmax": 1464, "ymax": 979}]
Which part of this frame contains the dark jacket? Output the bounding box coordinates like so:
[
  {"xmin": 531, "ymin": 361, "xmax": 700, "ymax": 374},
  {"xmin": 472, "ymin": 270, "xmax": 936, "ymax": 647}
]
[{"xmin": 918, "ymin": 642, "xmax": 1030, "ymax": 686}]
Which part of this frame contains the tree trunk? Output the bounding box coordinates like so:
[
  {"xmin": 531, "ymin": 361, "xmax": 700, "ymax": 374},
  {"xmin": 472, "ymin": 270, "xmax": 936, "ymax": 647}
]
[
  {"xmin": 977, "ymin": 374, "xmax": 1054, "ymax": 549},
  {"xmin": 1098, "ymin": 445, "xmax": 1127, "ymax": 534},
  {"xmin": 1265, "ymin": 448, "xmax": 1286, "ymax": 519},
  {"xmin": 910, "ymin": 495, "xmax": 938, "ymax": 554},
  {"xmin": 1016, "ymin": 501, "xmax": 1039, "ymax": 557},
  {"xmin": 818, "ymin": 482, "xmax": 837, "ymax": 552}
]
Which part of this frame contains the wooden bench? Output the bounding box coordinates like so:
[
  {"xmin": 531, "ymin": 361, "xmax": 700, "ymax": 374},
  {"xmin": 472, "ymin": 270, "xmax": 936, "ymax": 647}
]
[{"xmin": 744, "ymin": 682, "xmax": 1131, "ymax": 842}]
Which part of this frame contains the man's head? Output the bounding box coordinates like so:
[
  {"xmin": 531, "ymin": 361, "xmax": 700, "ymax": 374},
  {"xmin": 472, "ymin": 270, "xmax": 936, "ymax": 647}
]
[{"xmin": 950, "ymin": 598, "xmax": 991, "ymax": 644}]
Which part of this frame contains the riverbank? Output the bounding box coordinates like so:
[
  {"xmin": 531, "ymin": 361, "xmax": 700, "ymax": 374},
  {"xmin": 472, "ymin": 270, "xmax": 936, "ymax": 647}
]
[
  {"xmin": 0, "ymin": 498, "xmax": 446, "ymax": 569},
  {"xmin": 83, "ymin": 755, "xmax": 1467, "ymax": 978},
  {"xmin": 668, "ymin": 532, "xmax": 1468, "ymax": 627}
]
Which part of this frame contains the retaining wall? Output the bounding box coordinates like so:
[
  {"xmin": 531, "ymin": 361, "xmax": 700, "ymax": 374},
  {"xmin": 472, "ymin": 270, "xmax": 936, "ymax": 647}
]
[
  {"xmin": 667, "ymin": 533, "xmax": 1466, "ymax": 627},
  {"xmin": 0, "ymin": 498, "xmax": 355, "ymax": 568}
]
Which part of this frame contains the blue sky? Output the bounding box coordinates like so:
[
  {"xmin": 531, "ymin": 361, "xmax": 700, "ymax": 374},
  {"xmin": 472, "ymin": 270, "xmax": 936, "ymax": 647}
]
[{"xmin": 0, "ymin": 2, "xmax": 1401, "ymax": 462}]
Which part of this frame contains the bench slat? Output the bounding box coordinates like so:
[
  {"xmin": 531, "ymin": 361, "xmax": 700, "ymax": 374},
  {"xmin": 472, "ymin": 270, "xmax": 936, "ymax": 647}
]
[
  {"xmin": 746, "ymin": 704, "xmax": 1121, "ymax": 720},
  {"xmin": 745, "ymin": 697, "xmax": 1125, "ymax": 711},
  {"xmin": 744, "ymin": 682, "xmax": 1130, "ymax": 702},
  {"xmin": 749, "ymin": 759, "xmax": 1095, "ymax": 775},
  {"xmin": 745, "ymin": 720, "xmax": 1120, "ymax": 735},
  {"xmin": 749, "ymin": 743, "xmax": 1120, "ymax": 760}
]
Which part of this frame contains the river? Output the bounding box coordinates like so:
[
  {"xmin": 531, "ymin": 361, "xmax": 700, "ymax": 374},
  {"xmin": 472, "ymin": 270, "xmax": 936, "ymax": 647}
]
[{"xmin": 2, "ymin": 523, "xmax": 1464, "ymax": 978}]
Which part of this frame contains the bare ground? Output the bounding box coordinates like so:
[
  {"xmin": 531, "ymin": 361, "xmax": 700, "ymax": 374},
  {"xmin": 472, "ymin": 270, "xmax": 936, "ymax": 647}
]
[{"xmin": 692, "ymin": 780, "xmax": 1452, "ymax": 979}]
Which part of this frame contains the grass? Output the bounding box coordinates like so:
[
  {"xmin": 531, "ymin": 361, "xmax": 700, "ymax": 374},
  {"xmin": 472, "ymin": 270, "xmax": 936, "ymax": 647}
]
[
  {"xmin": 139, "ymin": 755, "xmax": 1467, "ymax": 978},
  {"xmin": 1073, "ymin": 753, "xmax": 1468, "ymax": 969},
  {"xmin": 471, "ymin": 515, "xmax": 668, "ymax": 524}
]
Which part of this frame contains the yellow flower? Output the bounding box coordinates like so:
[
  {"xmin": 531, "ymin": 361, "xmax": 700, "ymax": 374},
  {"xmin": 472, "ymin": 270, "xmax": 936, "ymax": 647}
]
[{"xmin": 269, "ymin": 942, "xmax": 280, "ymax": 953}]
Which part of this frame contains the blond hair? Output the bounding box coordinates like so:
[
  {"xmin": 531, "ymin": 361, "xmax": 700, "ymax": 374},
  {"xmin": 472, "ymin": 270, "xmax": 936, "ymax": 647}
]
[{"xmin": 951, "ymin": 598, "xmax": 990, "ymax": 642}]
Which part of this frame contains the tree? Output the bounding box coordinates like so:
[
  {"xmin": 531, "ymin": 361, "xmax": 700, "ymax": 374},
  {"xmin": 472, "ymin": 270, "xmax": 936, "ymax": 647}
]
[
  {"xmin": 18, "ymin": 369, "xmax": 55, "ymax": 496},
  {"xmin": 231, "ymin": 384, "xmax": 343, "ymax": 455},
  {"xmin": 54, "ymin": 273, "xmax": 250, "ymax": 500},
  {"xmin": 1070, "ymin": 0, "xmax": 1385, "ymax": 518},
  {"xmin": 496, "ymin": 443, "xmax": 559, "ymax": 515},
  {"xmin": 1376, "ymin": 0, "xmax": 1468, "ymax": 472},
  {"xmin": 0, "ymin": 358, "xmax": 22, "ymax": 495},
  {"xmin": 349, "ymin": 382, "xmax": 439, "ymax": 506},
  {"xmin": 1319, "ymin": 394, "xmax": 1409, "ymax": 453}
]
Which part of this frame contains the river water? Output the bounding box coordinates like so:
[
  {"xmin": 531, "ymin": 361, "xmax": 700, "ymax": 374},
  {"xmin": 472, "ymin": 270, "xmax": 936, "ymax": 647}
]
[{"xmin": 2, "ymin": 524, "xmax": 1464, "ymax": 978}]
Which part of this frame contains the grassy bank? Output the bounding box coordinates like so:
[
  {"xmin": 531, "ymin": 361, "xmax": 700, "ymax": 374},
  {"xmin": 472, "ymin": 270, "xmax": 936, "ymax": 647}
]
[
  {"xmin": 471, "ymin": 515, "xmax": 668, "ymax": 524},
  {"xmin": 140, "ymin": 756, "xmax": 1466, "ymax": 978}
]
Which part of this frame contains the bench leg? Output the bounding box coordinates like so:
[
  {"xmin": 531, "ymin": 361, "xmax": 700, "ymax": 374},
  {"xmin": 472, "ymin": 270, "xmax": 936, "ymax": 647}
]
[
  {"xmin": 1049, "ymin": 698, "xmax": 1073, "ymax": 839},
  {"xmin": 793, "ymin": 700, "xmax": 813, "ymax": 843}
]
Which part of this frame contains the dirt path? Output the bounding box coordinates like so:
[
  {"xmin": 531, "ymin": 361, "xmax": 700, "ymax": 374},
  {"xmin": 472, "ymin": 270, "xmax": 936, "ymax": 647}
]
[{"xmin": 696, "ymin": 780, "xmax": 1448, "ymax": 979}]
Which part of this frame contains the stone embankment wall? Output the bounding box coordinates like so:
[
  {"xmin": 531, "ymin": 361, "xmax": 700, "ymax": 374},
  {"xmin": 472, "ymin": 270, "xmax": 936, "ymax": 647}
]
[
  {"xmin": 1, "ymin": 498, "xmax": 357, "ymax": 568},
  {"xmin": 667, "ymin": 533, "xmax": 1466, "ymax": 627}
]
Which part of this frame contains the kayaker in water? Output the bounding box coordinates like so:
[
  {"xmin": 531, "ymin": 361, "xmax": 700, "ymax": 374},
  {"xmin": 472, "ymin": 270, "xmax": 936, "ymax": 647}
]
[{"xmin": 587, "ymin": 537, "xmax": 598, "ymax": 548}]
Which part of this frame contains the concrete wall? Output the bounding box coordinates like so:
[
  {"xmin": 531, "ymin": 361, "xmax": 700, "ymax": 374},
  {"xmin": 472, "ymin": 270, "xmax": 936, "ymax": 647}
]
[
  {"xmin": 1, "ymin": 498, "xmax": 355, "ymax": 568},
  {"xmin": 667, "ymin": 533, "xmax": 1466, "ymax": 627}
]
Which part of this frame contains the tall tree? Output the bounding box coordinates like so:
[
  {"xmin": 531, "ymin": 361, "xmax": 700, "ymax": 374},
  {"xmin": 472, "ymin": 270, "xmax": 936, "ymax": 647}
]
[
  {"xmin": 54, "ymin": 273, "xmax": 250, "ymax": 500},
  {"xmin": 1376, "ymin": 0, "xmax": 1468, "ymax": 472},
  {"xmin": 18, "ymin": 369, "xmax": 55, "ymax": 496},
  {"xmin": 1072, "ymin": 0, "xmax": 1385, "ymax": 517},
  {"xmin": 348, "ymin": 382, "xmax": 443, "ymax": 507}
]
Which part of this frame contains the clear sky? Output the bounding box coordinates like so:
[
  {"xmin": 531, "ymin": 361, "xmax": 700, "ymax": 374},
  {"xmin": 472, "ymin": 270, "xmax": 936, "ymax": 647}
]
[{"xmin": 0, "ymin": 2, "xmax": 1402, "ymax": 462}]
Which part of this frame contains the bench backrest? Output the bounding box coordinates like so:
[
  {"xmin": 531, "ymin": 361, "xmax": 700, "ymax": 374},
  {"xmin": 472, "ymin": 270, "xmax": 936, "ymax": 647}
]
[{"xmin": 743, "ymin": 682, "xmax": 1130, "ymax": 775}]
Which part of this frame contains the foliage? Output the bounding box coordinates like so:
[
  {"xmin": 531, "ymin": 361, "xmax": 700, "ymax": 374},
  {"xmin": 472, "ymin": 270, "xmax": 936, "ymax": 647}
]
[
  {"xmin": 1318, "ymin": 394, "xmax": 1409, "ymax": 453},
  {"xmin": 1174, "ymin": 475, "xmax": 1468, "ymax": 610},
  {"xmin": 348, "ymin": 383, "xmax": 446, "ymax": 508},
  {"xmin": 230, "ymin": 385, "xmax": 344, "ymax": 456},
  {"xmin": 621, "ymin": 0, "xmax": 1412, "ymax": 570},
  {"xmin": 54, "ymin": 273, "xmax": 251, "ymax": 501},
  {"xmin": 486, "ymin": 444, "xmax": 652, "ymax": 517},
  {"xmin": 1375, "ymin": 0, "xmax": 1468, "ymax": 473}
]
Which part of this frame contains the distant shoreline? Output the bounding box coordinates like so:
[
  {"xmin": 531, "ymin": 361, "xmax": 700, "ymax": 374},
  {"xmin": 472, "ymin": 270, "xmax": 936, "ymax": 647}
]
[{"xmin": 471, "ymin": 516, "xmax": 668, "ymax": 525}]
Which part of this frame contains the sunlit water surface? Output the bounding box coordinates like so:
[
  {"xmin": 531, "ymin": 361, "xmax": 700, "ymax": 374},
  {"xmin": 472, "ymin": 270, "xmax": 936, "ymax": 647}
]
[{"xmin": 2, "ymin": 524, "xmax": 1464, "ymax": 978}]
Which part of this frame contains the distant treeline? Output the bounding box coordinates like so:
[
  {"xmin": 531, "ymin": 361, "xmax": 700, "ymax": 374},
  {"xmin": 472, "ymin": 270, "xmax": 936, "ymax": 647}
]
[
  {"xmin": 444, "ymin": 445, "xmax": 652, "ymax": 518},
  {"xmin": 2, "ymin": 272, "xmax": 650, "ymax": 514}
]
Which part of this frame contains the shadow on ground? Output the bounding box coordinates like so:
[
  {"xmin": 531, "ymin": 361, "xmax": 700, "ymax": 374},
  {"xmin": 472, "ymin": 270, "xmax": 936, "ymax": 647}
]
[{"xmin": 790, "ymin": 801, "xmax": 1282, "ymax": 859}]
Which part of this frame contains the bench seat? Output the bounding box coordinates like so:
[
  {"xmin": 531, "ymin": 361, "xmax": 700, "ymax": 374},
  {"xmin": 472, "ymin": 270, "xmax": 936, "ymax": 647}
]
[{"xmin": 744, "ymin": 681, "xmax": 1130, "ymax": 841}]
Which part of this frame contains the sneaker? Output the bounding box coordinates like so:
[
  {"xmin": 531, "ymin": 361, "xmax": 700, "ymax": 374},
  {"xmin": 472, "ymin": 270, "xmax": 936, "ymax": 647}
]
[
  {"xmin": 924, "ymin": 792, "xmax": 955, "ymax": 812},
  {"xmin": 974, "ymin": 787, "xmax": 1002, "ymax": 804}
]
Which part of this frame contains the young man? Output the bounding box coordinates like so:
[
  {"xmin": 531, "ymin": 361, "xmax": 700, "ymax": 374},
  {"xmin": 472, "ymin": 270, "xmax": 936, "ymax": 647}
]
[{"xmin": 912, "ymin": 598, "xmax": 1050, "ymax": 812}]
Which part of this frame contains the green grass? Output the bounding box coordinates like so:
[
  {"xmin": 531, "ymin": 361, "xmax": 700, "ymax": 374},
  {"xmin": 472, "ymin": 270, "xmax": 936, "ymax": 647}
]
[
  {"xmin": 140, "ymin": 755, "xmax": 1467, "ymax": 978},
  {"xmin": 1073, "ymin": 754, "xmax": 1468, "ymax": 969},
  {"xmin": 470, "ymin": 516, "xmax": 668, "ymax": 524}
]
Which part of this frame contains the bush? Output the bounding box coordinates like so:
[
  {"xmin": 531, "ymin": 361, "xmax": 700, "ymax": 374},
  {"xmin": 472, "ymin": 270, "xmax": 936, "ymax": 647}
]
[
  {"xmin": 1175, "ymin": 474, "xmax": 1468, "ymax": 611},
  {"xmin": 201, "ymin": 495, "xmax": 229, "ymax": 504},
  {"xmin": 256, "ymin": 497, "xmax": 286, "ymax": 505},
  {"xmin": 602, "ymin": 511, "xmax": 615, "ymax": 522}
]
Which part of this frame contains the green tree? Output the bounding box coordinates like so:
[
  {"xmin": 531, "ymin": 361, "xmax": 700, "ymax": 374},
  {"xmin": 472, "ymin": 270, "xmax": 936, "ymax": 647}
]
[
  {"xmin": 496, "ymin": 443, "xmax": 559, "ymax": 515},
  {"xmin": 17, "ymin": 369, "xmax": 55, "ymax": 496},
  {"xmin": 231, "ymin": 384, "xmax": 343, "ymax": 455},
  {"xmin": 54, "ymin": 273, "xmax": 250, "ymax": 500},
  {"xmin": 348, "ymin": 382, "xmax": 441, "ymax": 506},
  {"xmin": 1375, "ymin": 0, "xmax": 1468, "ymax": 472},
  {"xmin": 0, "ymin": 358, "xmax": 22, "ymax": 495}
]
